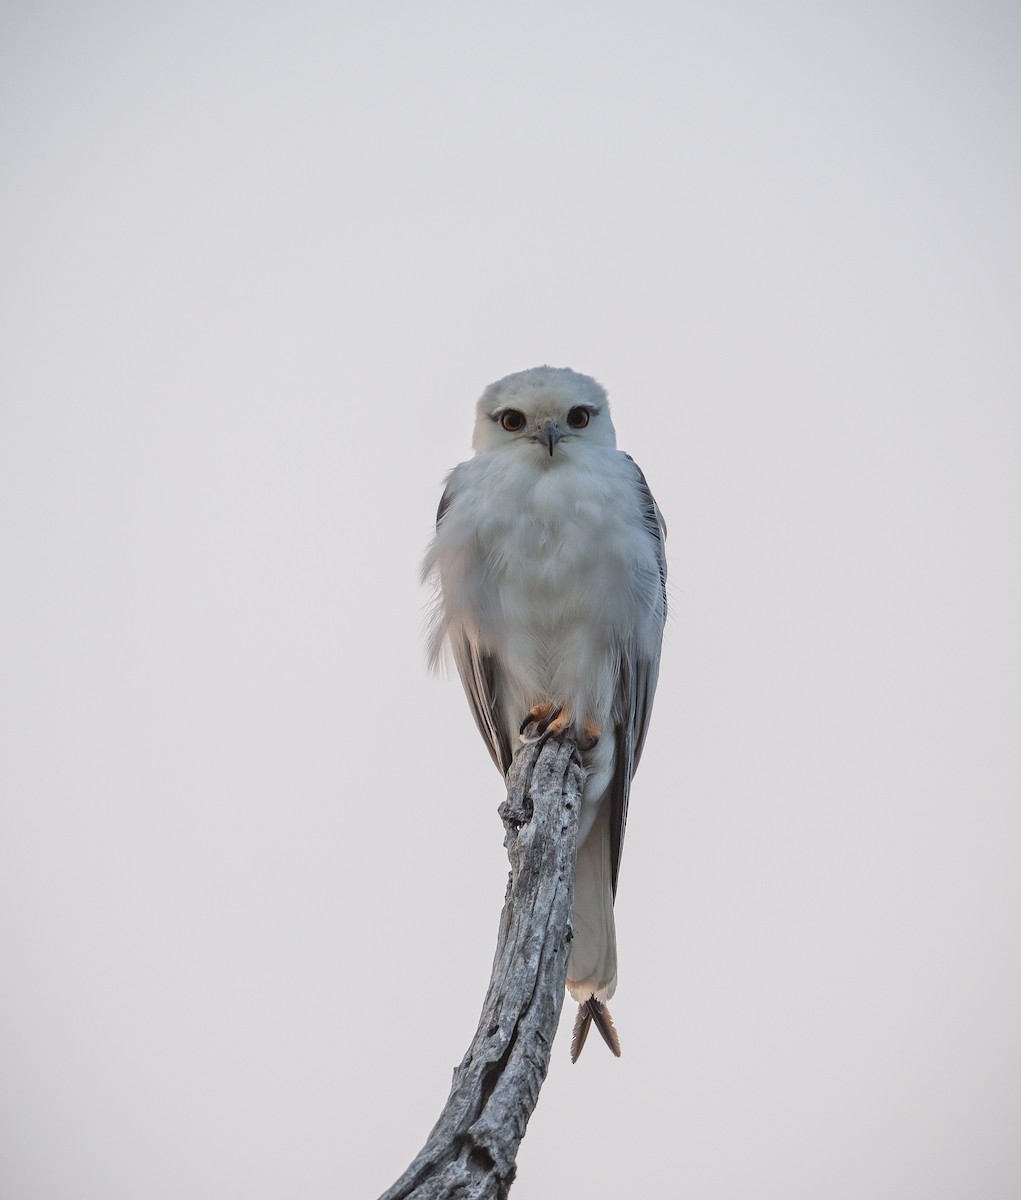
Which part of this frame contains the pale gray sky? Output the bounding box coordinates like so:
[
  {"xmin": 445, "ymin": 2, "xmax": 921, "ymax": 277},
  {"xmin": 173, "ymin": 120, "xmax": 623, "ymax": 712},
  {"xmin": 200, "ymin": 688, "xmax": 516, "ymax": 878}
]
[{"xmin": 2, "ymin": 3, "xmax": 1019, "ymax": 1197}]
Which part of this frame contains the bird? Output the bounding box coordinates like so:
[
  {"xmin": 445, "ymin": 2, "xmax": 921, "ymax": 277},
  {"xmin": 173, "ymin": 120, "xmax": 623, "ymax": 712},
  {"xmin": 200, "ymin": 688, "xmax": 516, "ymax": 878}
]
[{"xmin": 422, "ymin": 366, "xmax": 666, "ymax": 1060}]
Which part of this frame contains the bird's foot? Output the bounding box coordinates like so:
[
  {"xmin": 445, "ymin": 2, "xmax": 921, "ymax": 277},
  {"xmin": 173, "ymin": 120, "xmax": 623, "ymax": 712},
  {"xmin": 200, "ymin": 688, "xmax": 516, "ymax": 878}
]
[
  {"xmin": 519, "ymin": 704, "xmax": 600, "ymax": 752},
  {"xmin": 576, "ymin": 718, "xmax": 601, "ymax": 752},
  {"xmin": 518, "ymin": 701, "xmax": 562, "ymax": 738},
  {"xmin": 544, "ymin": 710, "xmax": 600, "ymax": 751}
]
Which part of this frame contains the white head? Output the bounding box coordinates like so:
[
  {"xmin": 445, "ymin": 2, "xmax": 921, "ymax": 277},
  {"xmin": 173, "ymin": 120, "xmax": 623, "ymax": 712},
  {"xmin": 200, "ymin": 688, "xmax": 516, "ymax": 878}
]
[{"xmin": 472, "ymin": 366, "xmax": 617, "ymax": 457}]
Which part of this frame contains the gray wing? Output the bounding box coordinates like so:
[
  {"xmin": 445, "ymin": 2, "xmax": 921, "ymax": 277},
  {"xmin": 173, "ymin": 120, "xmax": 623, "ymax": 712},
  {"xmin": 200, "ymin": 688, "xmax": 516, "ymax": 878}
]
[
  {"xmin": 436, "ymin": 485, "xmax": 514, "ymax": 776},
  {"xmin": 609, "ymin": 457, "xmax": 667, "ymax": 897},
  {"xmin": 450, "ymin": 638, "xmax": 513, "ymax": 775}
]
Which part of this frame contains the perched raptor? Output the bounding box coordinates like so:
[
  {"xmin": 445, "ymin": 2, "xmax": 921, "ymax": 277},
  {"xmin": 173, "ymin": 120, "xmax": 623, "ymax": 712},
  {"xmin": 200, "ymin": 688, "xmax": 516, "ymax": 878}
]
[{"xmin": 422, "ymin": 366, "xmax": 667, "ymax": 1059}]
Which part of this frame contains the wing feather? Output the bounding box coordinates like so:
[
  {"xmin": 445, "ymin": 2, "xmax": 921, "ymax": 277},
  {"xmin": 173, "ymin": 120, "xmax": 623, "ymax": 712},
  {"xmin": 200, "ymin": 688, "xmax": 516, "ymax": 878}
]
[
  {"xmin": 450, "ymin": 637, "xmax": 513, "ymax": 776},
  {"xmin": 608, "ymin": 458, "xmax": 667, "ymax": 897}
]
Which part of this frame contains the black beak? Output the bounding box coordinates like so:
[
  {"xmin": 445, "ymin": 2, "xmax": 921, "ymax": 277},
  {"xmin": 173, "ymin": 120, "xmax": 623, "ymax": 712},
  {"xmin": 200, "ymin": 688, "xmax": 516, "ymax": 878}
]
[{"xmin": 536, "ymin": 420, "xmax": 562, "ymax": 456}]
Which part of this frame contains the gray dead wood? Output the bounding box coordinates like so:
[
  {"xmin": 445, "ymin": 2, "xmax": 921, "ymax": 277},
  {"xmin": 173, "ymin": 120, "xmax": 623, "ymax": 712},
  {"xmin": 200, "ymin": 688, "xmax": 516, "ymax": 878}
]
[{"xmin": 378, "ymin": 736, "xmax": 583, "ymax": 1200}]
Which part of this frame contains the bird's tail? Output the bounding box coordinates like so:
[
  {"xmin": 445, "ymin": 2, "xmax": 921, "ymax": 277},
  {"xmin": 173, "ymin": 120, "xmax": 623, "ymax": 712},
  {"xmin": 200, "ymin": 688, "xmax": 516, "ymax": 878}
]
[
  {"xmin": 570, "ymin": 998, "xmax": 621, "ymax": 1062},
  {"xmin": 567, "ymin": 801, "xmax": 621, "ymax": 1060}
]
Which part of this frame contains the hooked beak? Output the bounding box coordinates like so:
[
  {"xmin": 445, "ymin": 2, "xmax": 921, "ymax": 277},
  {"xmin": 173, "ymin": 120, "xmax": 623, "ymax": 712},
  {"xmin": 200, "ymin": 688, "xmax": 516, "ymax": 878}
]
[{"xmin": 535, "ymin": 419, "xmax": 562, "ymax": 456}]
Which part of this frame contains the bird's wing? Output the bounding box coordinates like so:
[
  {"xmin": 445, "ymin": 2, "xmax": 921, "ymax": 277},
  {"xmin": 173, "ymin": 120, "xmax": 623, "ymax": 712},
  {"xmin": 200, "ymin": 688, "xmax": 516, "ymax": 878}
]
[
  {"xmin": 450, "ymin": 637, "xmax": 513, "ymax": 776},
  {"xmin": 436, "ymin": 482, "xmax": 514, "ymax": 776},
  {"xmin": 608, "ymin": 457, "xmax": 667, "ymax": 897}
]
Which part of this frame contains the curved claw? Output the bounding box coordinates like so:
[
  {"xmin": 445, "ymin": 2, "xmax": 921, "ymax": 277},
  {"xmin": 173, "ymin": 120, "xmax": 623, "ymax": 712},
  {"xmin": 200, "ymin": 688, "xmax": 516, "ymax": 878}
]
[
  {"xmin": 534, "ymin": 706, "xmax": 563, "ymax": 736},
  {"xmin": 518, "ymin": 702, "xmax": 562, "ymax": 737}
]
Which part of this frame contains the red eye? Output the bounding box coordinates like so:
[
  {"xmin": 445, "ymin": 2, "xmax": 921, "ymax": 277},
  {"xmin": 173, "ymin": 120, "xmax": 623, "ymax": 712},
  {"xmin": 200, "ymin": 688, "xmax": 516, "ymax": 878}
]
[
  {"xmin": 567, "ymin": 407, "xmax": 590, "ymax": 429},
  {"xmin": 501, "ymin": 409, "xmax": 526, "ymax": 431}
]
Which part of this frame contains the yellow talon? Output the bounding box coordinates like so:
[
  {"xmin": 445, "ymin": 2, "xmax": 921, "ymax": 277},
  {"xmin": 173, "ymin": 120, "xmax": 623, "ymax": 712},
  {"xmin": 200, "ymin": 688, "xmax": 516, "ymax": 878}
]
[
  {"xmin": 519, "ymin": 704, "xmax": 600, "ymax": 751},
  {"xmin": 519, "ymin": 701, "xmax": 562, "ymax": 736}
]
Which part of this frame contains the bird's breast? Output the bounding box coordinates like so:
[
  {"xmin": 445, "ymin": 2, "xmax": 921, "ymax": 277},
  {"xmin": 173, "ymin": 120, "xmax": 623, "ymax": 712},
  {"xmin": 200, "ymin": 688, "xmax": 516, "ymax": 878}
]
[{"xmin": 450, "ymin": 453, "xmax": 658, "ymax": 647}]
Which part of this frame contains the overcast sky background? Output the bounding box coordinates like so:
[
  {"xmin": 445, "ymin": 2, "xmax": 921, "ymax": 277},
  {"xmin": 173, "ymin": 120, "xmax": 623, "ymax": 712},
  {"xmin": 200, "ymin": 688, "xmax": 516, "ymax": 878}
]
[{"xmin": 2, "ymin": 3, "xmax": 1020, "ymax": 1197}]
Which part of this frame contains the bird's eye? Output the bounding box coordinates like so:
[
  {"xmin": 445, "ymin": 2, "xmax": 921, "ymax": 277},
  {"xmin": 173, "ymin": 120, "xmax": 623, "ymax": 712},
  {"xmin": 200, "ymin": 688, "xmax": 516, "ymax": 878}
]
[
  {"xmin": 566, "ymin": 407, "xmax": 590, "ymax": 429},
  {"xmin": 500, "ymin": 409, "xmax": 526, "ymax": 432}
]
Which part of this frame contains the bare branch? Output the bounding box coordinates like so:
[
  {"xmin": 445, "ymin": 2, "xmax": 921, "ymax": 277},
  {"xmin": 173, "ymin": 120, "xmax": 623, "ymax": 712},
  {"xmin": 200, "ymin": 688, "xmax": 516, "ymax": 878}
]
[{"xmin": 378, "ymin": 736, "xmax": 583, "ymax": 1200}]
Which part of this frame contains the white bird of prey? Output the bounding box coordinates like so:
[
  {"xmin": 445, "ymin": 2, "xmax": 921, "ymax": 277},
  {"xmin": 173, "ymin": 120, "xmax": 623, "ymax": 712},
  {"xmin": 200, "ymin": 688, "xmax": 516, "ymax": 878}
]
[{"xmin": 423, "ymin": 366, "xmax": 667, "ymax": 1060}]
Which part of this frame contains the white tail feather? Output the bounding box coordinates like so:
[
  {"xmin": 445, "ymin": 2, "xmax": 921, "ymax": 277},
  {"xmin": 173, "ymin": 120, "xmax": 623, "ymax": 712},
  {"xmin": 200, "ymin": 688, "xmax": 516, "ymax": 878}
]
[{"xmin": 567, "ymin": 800, "xmax": 617, "ymax": 1002}]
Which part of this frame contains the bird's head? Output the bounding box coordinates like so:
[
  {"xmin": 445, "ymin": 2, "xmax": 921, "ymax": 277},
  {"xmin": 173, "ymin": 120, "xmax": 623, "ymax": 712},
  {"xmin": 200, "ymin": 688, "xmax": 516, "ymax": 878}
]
[{"xmin": 472, "ymin": 366, "xmax": 617, "ymax": 459}]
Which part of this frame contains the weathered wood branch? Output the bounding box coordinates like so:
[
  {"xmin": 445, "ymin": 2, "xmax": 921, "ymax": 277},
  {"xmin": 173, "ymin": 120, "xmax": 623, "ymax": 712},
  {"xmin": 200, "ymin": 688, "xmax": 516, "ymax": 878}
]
[{"xmin": 378, "ymin": 736, "xmax": 584, "ymax": 1200}]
